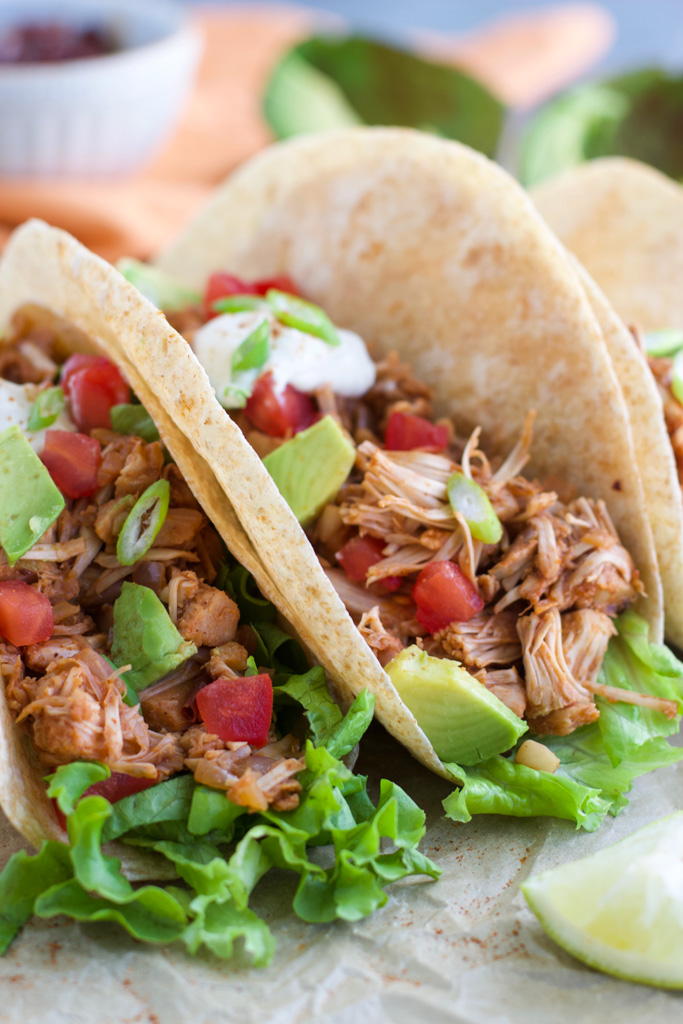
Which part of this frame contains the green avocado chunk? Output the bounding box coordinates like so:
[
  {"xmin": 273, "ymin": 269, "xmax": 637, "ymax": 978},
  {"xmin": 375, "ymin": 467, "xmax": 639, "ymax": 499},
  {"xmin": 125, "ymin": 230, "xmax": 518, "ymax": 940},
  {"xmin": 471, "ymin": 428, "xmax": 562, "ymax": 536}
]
[
  {"xmin": 386, "ymin": 645, "xmax": 528, "ymax": 765},
  {"xmin": 117, "ymin": 258, "xmax": 201, "ymax": 312},
  {"xmin": 263, "ymin": 414, "xmax": 355, "ymax": 527},
  {"xmin": 0, "ymin": 425, "xmax": 65, "ymax": 565},
  {"xmin": 111, "ymin": 582, "xmax": 197, "ymax": 694}
]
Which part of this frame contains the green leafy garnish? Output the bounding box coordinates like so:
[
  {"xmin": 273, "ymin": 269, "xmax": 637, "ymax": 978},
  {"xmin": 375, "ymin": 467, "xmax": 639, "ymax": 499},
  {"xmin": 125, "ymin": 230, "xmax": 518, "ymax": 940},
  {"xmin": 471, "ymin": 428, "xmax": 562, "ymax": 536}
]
[
  {"xmin": 117, "ymin": 259, "xmax": 201, "ymax": 312},
  {"xmin": 222, "ymin": 383, "xmax": 251, "ymax": 408},
  {"xmin": 444, "ymin": 612, "xmax": 683, "ymax": 830},
  {"xmin": 46, "ymin": 761, "xmax": 110, "ymax": 816},
  {"xmin": 521, "ymin": 69, "xmax": 683, "ymax": 186},
  {"xmin": 447, "ymin": 471, "xmax": 502, "ymax": 544},
  {"xmin": 672, "ymin": 350, "xmax": 683, "ymax": 405},
  {"xmin": 231, "ymin": 318, "xmax": 271, "ymax": 375},
  {"xmin": 266, "ymin": 289, "xmax": 341, "ymax": 346},
  {"xmin": 264, "ymin": 35, "xmax": 504, "ymax": 158},
  {"xmin": 116, "ymin": 479, "xmax": 170, "ymax": 566},
  {"xmin": 110, "ymin": 403, "xmax": 160, "ymax": 443},
  {"xmin": 0, "ymin": 689, "xmax": 437, "ymax": 965},
  {"xmin": 213, "ymin": 295, "xmax": 266, "ymax": 314},
  {"xmin": 27, "ymin": 386, "xmax": 64, "ymax": 431}
]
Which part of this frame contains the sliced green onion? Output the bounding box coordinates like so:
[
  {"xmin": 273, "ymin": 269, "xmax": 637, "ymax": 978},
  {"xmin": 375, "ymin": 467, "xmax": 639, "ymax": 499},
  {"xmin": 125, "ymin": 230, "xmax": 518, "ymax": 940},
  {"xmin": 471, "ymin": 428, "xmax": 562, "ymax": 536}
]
[
  {"xmin": 27, "ymin": 386, "xmax": 65, "ymax": 431},
  {"xmin": 213, "ymin": 295, "xmax": 266, "ymax": 314},
  {"xmin": 672, "ymin": 350, "xmax": 683, "ymax": 405},
  {"xmin": 110, "ymin": 403, "xmax": 160, "ymax": 443},
  {"xmin": 231, "ymin": 318, "xmax": 271, "ymax": 375},
  {"xmin": 266, "ymin": 289, "xmax": 341, "ymax": 346},
  {"xmin": 643, "ymin": 329, "xmax": 683, "ymax": 358},
  {"xmin": 116, "ymin": 480, "xmax": 170, "ymax": 567},
  {"xmin": 222, "ymin": 383, "xmax": 251, "ymax": 408},
  {"xmin": 447, "ymin": 471, "xmax": 502, "ymax": 545}
]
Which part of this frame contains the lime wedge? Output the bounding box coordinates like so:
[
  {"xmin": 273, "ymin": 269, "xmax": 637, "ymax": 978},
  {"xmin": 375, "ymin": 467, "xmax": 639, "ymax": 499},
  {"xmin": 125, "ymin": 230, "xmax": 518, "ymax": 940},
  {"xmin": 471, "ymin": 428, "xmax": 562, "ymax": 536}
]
[{"xmin": 522, "ymin": 813, "xmax": 683, "ymax": 988}]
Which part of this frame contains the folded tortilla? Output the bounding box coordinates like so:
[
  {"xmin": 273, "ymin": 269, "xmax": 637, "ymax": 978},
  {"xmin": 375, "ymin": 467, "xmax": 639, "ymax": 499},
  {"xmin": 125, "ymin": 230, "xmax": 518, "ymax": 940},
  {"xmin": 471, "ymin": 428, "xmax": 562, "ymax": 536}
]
[
  {"xmin": 152, "ymin": 128, "xmax": 663, "ymax": 717},
  {"xmin": 0, "ymin": 133, "xmax": 664, "ymax": 855},
  {"xmin": 0, "ymin": 220, "xmax": 435, "ymax": 876},
  {"xmin": 533, "ymin": 158, "xmax": 683, "ymax": 646}
]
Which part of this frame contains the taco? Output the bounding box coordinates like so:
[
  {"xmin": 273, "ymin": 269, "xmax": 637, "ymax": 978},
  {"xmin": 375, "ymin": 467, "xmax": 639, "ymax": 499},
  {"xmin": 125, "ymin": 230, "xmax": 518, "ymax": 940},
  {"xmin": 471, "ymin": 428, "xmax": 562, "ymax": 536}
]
[
  {"xmin": 0, "ymin": 221, "xmax": 439, "ymax": 962},
  {"xmin": 122, "ymin": 128, "xmax": 683, "ymax": 830},
  {"xmin": 532, "ymin": 157, "xmax": 683, "ymax": 648}
]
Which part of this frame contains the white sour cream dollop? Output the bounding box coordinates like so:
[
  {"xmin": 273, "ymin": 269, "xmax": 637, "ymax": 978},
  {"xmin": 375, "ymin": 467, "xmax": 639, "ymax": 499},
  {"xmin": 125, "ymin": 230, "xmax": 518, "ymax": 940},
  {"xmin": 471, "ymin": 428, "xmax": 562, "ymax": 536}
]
[
  {"xmin": 0, "ymin": 379, "xmax": 75, "ymax": 453},
  {"xmin": 192, "ymin": 310, "xmax": 376, "ymax": 410}
]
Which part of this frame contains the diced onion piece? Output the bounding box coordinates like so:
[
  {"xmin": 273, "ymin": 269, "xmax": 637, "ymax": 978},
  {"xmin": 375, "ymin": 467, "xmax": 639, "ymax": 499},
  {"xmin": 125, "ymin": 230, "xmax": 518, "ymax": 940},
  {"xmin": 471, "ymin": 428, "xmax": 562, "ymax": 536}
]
[{"xmin": 514, "ymin": 739, "xmax": 560, "ymax": 774}]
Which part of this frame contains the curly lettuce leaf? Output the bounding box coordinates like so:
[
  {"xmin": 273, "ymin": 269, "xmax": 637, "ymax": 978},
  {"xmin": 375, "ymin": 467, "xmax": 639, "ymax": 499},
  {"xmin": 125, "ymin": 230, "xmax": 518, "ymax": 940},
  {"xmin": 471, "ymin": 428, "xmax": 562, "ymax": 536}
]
[
  {"xmin": 102, "ymin": 774, "xmax": 196, "ymax": 843},
  {"xmin": 180, "ymin": 894, "xmax": 275, "ymax": 965},
  {"xmin": 34, "ymin": 879, "xmax": 187, "ymax": 944},
  {"xmin": 444, "ymin": 613, "xmax": 683, "ymax": 830},
  {"xmin": 596, "ymin": 609, "xmax": 683, "ymax": 765},
  {"xmin": 443, "ymin": 755, "xmax": 611, "ymax": 831},
  {"xmin": 0, "ymin": 843, "xmax": 72, "ymax": 954},
  {"xmin": 46, "ymin": 761, "xmax": 110, "ymax": 816},
  {"xmin": 0, "ymin": 684, "xmax": 436, "ymax": 965}
]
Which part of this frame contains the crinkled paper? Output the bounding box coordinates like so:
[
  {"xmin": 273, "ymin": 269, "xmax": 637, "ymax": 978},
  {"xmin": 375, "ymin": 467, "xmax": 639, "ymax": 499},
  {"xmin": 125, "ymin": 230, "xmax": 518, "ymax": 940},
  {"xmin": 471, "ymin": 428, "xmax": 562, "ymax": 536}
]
[{"xmin": 1, "ymin": 726, "xmax": 681, "ymax": 1023}]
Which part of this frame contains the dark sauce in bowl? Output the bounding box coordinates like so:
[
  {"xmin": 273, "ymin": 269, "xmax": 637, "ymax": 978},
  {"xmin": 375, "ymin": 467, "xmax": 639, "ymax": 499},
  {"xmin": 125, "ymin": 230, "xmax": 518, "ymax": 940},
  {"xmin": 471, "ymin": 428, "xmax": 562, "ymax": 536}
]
[{"xmin": 0, "ymin": 23, "xmax": 114, "ymax": 63}]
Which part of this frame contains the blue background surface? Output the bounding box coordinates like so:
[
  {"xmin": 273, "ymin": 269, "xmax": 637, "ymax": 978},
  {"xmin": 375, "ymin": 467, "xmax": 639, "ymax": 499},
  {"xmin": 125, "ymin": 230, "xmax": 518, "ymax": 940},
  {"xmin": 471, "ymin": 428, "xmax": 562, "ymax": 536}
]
[{"xmin": 204, "ymin": 0, "xmax": 683, "ymax": 80}]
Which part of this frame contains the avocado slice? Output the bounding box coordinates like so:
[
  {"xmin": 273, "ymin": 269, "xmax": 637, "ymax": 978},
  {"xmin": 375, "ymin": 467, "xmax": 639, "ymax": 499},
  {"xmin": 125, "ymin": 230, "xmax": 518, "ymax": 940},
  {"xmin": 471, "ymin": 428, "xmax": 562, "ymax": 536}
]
[
  {"xmin": 117, "ymin": 258, "xmax": 201, "ymax": 312},
  {"xmin": 0, "ymin": 425, "xmax": 65, "ymax": 565},
  {"xmin": 386, "ymin": 645, "xmax": 527, "ymax": 764},
  {"xmin": 263, "ymin": 415, "xmax": 355, "ymax": 527},
  {"xmin": 111, "ymin": 582, "xmax": 197, "ymax": 693}
]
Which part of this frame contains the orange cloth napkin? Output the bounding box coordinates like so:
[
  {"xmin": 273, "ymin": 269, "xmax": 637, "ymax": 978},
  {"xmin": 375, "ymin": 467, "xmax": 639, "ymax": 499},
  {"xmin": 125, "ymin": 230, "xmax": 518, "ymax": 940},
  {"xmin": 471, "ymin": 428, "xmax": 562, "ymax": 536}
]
[{"xmin": 0, "ymin": 3, "xmax": 613, "ymax": 263}]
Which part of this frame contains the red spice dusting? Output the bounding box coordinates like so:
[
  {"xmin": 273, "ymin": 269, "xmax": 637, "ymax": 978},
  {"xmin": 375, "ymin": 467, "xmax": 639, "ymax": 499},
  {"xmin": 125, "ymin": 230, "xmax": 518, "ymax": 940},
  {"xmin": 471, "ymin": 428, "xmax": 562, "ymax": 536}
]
[{"xmin": 46, "ymin": 941, "xmax": 62, "ymax": 965}]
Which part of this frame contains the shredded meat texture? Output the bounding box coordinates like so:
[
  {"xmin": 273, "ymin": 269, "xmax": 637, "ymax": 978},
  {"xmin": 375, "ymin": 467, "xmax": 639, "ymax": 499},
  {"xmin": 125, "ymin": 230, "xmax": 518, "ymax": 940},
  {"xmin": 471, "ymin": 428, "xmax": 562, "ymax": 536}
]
[
  {"xmin": 0, "ymin": 306, "xmax": 318, "ymax": 811},
  {"xmin": 475, "ymin": 666, "xmax": 527, "ymax": 719},
  {"xmin": 325, "ymin": 401, "xmax": 645, "ymax": 735},
  {"xmin": 208, "ymin": 642, "xmax": 250, "ymax": 679},
  {"xmin": 10, "ymin": 647, "xmax": 184, "ymax": 778},
  {"xmin": 340, "ymin": 351, "xmax": 437, "ymax": 442},
  {"xmin": 438, "ymin": 610, "xmax": 522, "ymax": 668},
  {"xmin": 181, "ymin": 725, "xmax": 305, "ymax": 811},
  {"xmin": 358, "ymin": 607, "xmax": 405, "ymax": 666},
  {"xmin": 175, "ymin": 575, "xmax": 240, "ymax": 648},
  {"xmin": 518, "ymin": 610, "xmax": 599, "ymax": 735}
]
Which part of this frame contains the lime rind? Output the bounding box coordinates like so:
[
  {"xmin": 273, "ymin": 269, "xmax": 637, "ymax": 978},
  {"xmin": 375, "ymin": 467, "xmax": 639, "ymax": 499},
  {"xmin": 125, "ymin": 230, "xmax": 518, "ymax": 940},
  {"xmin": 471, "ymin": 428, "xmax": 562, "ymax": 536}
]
[{"xmin": 522, "ymin": 811, "xmax": 683, "ymax": 989}]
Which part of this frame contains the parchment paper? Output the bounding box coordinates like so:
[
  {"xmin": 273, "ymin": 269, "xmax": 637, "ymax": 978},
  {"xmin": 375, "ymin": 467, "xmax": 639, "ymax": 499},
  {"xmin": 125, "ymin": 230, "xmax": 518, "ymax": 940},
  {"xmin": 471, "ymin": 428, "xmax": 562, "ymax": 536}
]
[{"xmin": 1, "ymin": 724, "xmax": 681, "ymax": 1024}]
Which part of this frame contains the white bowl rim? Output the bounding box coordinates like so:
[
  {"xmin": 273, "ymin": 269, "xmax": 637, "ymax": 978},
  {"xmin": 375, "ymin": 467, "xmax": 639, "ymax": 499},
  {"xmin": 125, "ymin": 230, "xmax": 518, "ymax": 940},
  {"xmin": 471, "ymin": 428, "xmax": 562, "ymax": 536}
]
[{"xmin": 0, "ymin": 0, "xmax": 195, "ymax": 78}]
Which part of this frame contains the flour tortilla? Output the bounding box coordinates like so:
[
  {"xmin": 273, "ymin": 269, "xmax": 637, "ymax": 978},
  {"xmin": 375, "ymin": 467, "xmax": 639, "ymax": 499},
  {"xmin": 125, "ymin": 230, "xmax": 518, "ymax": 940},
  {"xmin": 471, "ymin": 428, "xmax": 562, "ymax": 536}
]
[
  {"xmin": 0, "ymin": 220, "xmax": 441, "ymax": 879},
  {"xmin": 533, "ymin": 159, "xmax": 683, "ymax": 646},
  {"xmin": 0, "ymin": 131, "xmax": 663, "ymax": 862},
  {"xmin": 155, "ymin": 128, "xmax": 661, "ymax": 641}
]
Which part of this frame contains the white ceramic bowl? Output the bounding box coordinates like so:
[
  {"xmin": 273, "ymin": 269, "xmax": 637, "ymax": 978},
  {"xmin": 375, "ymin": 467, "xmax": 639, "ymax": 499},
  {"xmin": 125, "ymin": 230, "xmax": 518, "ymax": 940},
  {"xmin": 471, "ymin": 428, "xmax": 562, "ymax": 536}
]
[{"xmin": 0, "ymin": 0, "xmax": 201, "ymax": 178}]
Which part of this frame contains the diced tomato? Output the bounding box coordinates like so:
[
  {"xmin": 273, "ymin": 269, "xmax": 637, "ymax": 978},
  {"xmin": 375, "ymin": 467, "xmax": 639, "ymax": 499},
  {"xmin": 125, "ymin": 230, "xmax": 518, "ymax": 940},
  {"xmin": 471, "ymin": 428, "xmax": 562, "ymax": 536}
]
[
  {"xmin": 88, "ymin": 772, "xmax": 157, "ymax": 803},
  {"xmin": 244, "ymin": 371, "xmax": 315, "ymax": 437},
  {"xmin": 53, "ymin": 771, "xmax": 156, "ymax": 830},
  {"xmin": 61, "ymin": 353, "xmax": 130, "ymax": 432},
  {"xmin": 385, "ymin": 411, "xmax": 449, "ymax": 453},
  {"xmin": 204, "ymin": 272, "xmax": 301, "ymax": 319},
  {"xmin": 251, "ymin": 275, "xmax": 300, "ymax": 297},
  {"xmin": 336, "ymin": 535, "xmax": 402, "ymax": 590},
  {"xmin": 196, "ymin": 674, "xmax": 273, "ymax": 748},
  {"xmin": 0, "ymin": 581, "xmax": 53, "ymax": 646},
  {"xmin": 42, "ymin": 429, "xmax": 101, "ymax": 499},
  {"xmin": 412, "ymin": 560, "xmax": 484, "ymax": 633}
]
